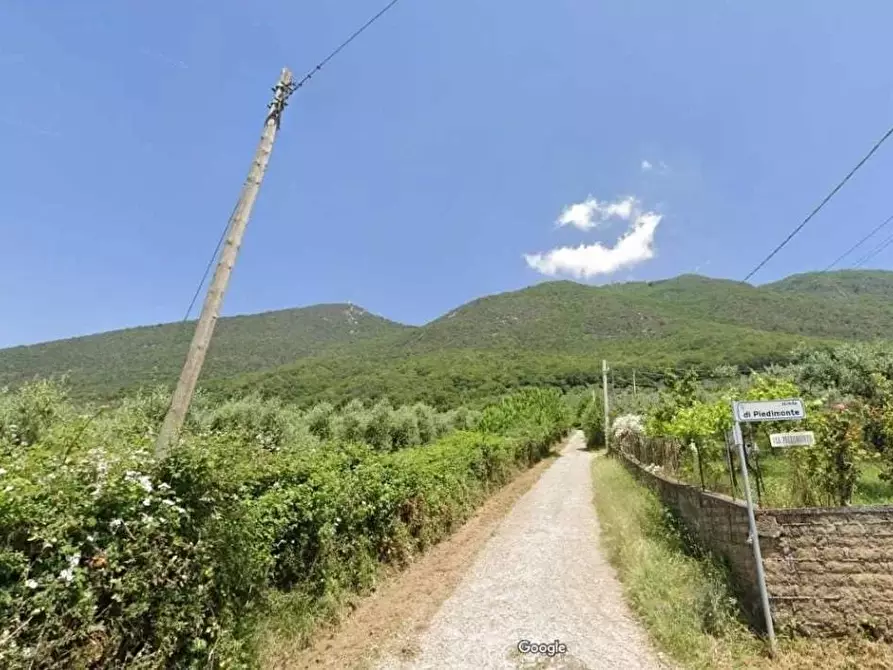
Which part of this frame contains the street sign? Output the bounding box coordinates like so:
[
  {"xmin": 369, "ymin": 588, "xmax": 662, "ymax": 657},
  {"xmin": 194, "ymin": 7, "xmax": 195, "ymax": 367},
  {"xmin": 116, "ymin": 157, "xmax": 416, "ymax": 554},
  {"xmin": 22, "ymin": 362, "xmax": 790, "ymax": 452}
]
[
  {"xmin": 769, "ymin": 431, "xmax": 815, "ymax": 448},
  {"xmin": 733, "ymin": 398, "xmax": 805, "ymax": 423}
]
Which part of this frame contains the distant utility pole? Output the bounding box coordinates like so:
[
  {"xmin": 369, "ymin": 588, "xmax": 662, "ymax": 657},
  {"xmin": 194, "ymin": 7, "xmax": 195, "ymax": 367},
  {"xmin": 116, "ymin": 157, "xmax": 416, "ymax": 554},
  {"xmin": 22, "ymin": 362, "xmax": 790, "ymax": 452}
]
[
  {"xmin": 155, "ymin": 67, "xmax": 295, "ymax": 458},
  {"xmin": 602, "ymin": 360, "xmax": 610, "ymax": 451}
]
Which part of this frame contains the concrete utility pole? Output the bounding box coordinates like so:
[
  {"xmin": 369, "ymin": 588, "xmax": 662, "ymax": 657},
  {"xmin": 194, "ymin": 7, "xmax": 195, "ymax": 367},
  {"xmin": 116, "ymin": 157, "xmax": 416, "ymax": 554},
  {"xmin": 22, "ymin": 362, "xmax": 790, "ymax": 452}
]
[
  {"xmin": 602, "ymin": 360, "xmax": 610, "ymax": 451},
  {"xmin": 155, "ymin": 67, "xmax": 295, "ymax": 458}
]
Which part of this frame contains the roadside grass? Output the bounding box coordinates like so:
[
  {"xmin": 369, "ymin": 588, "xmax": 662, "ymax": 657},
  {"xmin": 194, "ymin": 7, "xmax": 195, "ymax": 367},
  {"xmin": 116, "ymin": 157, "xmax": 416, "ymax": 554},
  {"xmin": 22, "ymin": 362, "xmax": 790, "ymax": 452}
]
[{"xmin": 591, "ymin": 454, "xmax": 893, "ymax": 670}]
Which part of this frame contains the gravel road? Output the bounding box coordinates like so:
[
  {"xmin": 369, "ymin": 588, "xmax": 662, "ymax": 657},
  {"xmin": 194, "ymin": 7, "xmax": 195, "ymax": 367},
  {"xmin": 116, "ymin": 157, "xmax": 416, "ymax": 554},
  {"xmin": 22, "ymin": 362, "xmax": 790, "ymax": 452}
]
[{"xmin": 376, "ymin": 431, "xmax": 665, "ymax": 670}]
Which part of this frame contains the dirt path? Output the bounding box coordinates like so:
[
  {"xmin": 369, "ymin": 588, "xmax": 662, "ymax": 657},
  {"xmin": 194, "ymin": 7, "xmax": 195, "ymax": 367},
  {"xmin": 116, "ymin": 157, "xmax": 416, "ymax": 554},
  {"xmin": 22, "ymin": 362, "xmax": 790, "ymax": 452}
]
[
  {"xmin": 376, "ymin": 430, "xmax": 665, "ymax": 670},
  {"xmin": 269, "ymin": 452, "xmax": 560, "ymax": 670}
]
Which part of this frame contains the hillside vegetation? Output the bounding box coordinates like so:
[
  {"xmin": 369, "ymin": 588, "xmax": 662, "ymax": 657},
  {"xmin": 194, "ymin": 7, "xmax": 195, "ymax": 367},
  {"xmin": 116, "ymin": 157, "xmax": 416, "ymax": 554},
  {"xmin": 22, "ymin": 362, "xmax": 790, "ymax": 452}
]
[
  {"xmin": 0, "ymin": 304, "xmax": 408, "ymax": 398},
  {"xmin": 3, "ymin": 270, "xmax": 893, "ymax": 405}
]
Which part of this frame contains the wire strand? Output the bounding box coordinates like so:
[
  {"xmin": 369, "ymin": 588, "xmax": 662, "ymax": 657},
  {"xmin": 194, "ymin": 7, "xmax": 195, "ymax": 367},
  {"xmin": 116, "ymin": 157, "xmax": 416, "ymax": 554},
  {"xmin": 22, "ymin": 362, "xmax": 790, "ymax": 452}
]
[
  {"xmin": 854, "ymin": 230, "xmax": 893, "ymax": 268},
  {"xmin": 290, "ymin": 0, "xmax": 405, "ymax": 95},
  {"xmin": 822, "ymin": 212, "xmax": 893, "ymax": 272},
  {"xmin": 182, "ymin": 202, "xmax": 238, "ymax": 322},
  {"xmin": 743, "ymin": 123, "xmax": 893, "ymax": 282}
]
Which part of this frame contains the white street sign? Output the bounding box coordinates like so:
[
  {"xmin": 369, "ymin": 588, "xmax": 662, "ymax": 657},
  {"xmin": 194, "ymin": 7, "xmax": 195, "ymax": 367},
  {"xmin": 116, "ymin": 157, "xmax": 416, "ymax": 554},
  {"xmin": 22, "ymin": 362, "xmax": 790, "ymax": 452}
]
[
  {"xmin": 769, "ymin": 431, "xmax": 815, "ymax": 448},
  {"xmin": 734, "ymin": 398, "xmax": 805, "ymax": 423}
]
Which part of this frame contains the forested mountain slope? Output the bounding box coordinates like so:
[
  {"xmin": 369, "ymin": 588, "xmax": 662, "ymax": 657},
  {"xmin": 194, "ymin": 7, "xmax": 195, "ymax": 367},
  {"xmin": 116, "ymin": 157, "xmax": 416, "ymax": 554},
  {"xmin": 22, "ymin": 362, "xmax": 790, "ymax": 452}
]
[{"xmin": 3, "ymin": 270, "xmax": 893, "ymax": 404}]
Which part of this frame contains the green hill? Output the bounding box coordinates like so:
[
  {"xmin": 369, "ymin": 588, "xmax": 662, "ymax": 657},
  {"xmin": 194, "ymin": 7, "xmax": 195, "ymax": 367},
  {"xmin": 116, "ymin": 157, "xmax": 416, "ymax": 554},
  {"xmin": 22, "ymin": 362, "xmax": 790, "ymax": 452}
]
[
  {"xmin": 0, "ymin": 304, "xmax": 409, "ymax": 398},
  {"xmin": 764, "ymin": 270, "xmax": 893, "ymax": 299},
  {"xmin": 4, "ymin": 270, "xmax": 893, "ymax": 406}
]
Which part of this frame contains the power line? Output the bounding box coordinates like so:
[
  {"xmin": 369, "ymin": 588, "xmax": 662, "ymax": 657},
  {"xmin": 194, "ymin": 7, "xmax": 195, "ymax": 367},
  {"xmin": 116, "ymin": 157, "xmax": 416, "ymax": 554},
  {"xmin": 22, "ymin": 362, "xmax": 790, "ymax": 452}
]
[
  {"xmin": 853, "ymin": 229, "xmax": 893, "ymax": 269},
  {"xmin": 182, "ymin": 203, "xmax": 235, "ymax": 322},
  {"xmin": 743, "ymin": 123, "xmax": 893, "ymax": 282},
  {"xmin": 288, "ymin": 0, "xmax": 405, "ymax": 98},
  {"xmin": 822, "ymin": 212, "xmax": 893, "ymax": 272}
]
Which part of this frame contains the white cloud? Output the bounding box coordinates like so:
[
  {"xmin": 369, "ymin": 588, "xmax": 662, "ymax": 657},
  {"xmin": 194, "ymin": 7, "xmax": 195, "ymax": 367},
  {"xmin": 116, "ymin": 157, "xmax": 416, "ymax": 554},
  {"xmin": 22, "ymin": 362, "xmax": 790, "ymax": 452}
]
[
  {"xmin": 555, "ymin": 196, "xmax": 636, "ymax": 231},
  {"xmin": 641, "ymin": 160, "xmax": 653, "ymax": 171},
  {"xmin": 525, "ymin": 210, "xmax": 662, "ymax": 279}
]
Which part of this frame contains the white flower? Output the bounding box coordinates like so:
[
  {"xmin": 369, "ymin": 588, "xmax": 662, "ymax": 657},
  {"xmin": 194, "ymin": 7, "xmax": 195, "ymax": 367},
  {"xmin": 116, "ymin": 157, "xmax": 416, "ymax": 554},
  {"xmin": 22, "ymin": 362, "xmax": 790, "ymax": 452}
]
[
  {"xmin": 3, "ymin": 485, "xmax": 12, "ymax": 493},
  {"xmin": 136, "ymin": 475, "xmax": 153, "ymax": 493},
  {"xmin": 58, "ymin": 568, "xmax": 74, "ymax": 584},
  {"xmin": 158, "ymin": 483, "xmax": 171, "ymax": 491},
  {"xmin": 161, "ymin": 499, "xmax": 175, "ymax": 507},
  {"xmin": 611, "ymin": 414, "xmax": 645, "ymax": 439},
  {"xmin": 25, "ymin": 579, "xmax": 38, "ymax": 589},
  {"xmin": 0, "ymin": 468, "xmax": 6, "ymax": 476},
  {"xmin": 142, "ymin": 497, "xmax": 152, "ymax": 507},
  {"xmin": 109, "ymin": 519, "xmax": 123, "ymax": 530},
  {"xmin": 68, "ymin": 553, "xmax": 81, "ymax": 569},
  {"xmin": 87, "ymin": 535, "xmax": 95, "ymax": 542}
]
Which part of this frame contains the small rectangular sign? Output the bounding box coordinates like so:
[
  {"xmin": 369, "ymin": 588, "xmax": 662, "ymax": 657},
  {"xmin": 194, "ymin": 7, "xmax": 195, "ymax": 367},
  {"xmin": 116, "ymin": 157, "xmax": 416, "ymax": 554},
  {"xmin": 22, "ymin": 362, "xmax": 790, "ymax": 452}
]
[
  {"xmin": 734, "ymin": 398, "xmax": 805, "ymax": 423},
  {"xmin": 769, "ymin": 431, "xmax": 815, "ymax": 448}
]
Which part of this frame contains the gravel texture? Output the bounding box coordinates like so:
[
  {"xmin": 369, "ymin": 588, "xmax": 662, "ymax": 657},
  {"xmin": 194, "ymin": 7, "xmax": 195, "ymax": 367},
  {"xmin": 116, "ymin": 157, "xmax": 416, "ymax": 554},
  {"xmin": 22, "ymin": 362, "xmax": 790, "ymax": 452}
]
[{"xmin": 376, "ymin": 431, "xmax": 665, "ymax": 670}]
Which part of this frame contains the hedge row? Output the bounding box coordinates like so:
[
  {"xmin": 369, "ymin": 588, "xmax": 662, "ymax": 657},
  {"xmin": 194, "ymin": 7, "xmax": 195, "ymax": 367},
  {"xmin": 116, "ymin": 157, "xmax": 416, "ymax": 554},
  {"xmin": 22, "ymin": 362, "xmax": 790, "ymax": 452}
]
[{"xmin": 0, "ymin": 384, "xmax": 569, "ymax": 668}]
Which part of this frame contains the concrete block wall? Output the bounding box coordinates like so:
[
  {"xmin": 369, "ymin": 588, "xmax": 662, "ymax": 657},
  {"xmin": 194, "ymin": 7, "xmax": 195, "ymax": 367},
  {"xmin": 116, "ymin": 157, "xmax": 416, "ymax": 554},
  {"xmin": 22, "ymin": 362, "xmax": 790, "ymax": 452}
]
[{"xmin": 617, "ymin": 451, "xmax": 893, "ymax": 638}]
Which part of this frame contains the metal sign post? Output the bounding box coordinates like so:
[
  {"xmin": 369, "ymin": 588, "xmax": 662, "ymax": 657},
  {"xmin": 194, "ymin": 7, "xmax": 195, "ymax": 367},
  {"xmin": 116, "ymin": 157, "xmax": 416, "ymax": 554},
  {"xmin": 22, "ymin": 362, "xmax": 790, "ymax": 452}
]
[{"xmin": 730, "ymin": 399, "xmax": 809, "ymax": 659}]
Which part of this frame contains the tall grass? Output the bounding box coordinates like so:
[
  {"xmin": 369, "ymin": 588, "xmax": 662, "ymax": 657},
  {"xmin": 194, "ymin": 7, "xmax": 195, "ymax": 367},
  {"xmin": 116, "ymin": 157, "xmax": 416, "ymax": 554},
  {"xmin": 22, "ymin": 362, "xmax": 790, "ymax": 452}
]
[{"xmin": 592, "ymin": 455, "xmax": 759, "ymax": 668}]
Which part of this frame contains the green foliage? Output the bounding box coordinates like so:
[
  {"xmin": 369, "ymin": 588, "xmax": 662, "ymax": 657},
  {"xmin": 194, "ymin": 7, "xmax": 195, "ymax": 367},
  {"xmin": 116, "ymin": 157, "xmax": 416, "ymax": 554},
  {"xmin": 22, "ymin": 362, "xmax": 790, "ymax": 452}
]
[
  {"xmin": 0, "ymin": 380, "xmax": 74, "ymax": 451},
  {"xmin": 304, "ymin": 402, "xmax": 335, "ymax": 441},
  {"xmin": 476, "ymin": 388, "xmax": 571, "ymax": 446},
  {"xmin": 793, "ymin": 402, "xmax": 874, "ymax": 506},
  {"xmin": 581, "ymin": 395, "xmax": 605, "ymax": 449},
  {"xmin": 0, "ymin": 382, "xmax": 567, "ymax": 668},
  {"xmin": 644, "ymin": 369, "xmax": 701, "ymax": 437}
]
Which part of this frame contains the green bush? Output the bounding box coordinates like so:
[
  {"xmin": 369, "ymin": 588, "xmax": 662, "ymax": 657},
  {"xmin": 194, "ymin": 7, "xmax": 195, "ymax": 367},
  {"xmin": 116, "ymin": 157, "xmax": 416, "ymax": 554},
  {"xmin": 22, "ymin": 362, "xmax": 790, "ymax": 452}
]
[
  {"xmin": 581, "ymin": 396, "xmax": 605, "ymax": 448},
  {"xmin": 303, "ymin": 402, "xmax": 335, "ymax": 441},
  {"xmin": 477, "ymin": 387, "xmax": 570, "ymax": 445}
]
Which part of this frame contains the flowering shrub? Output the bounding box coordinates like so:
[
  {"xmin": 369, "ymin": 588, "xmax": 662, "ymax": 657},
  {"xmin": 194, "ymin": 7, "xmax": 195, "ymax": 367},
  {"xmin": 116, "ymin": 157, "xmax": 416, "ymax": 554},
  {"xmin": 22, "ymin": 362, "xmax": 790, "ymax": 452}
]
[{"xmin": 611, "ymin": 414, "xmax": 644, "ymax": 445}]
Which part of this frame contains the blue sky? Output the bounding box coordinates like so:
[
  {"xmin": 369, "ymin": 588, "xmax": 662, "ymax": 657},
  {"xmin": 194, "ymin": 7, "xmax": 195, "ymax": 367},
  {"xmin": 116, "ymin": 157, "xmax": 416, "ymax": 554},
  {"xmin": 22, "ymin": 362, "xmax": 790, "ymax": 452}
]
[{"xmin": 2, "ymin": 1, "xmax": 893, "ymax": 348}]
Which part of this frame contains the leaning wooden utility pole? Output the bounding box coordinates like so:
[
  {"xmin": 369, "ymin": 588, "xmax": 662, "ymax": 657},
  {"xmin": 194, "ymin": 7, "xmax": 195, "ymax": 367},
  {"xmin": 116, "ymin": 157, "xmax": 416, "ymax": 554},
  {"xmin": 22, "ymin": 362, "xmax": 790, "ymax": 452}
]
[{"xmin": 155, "ymin": 67, "xmax": 295, "ymax": 458}]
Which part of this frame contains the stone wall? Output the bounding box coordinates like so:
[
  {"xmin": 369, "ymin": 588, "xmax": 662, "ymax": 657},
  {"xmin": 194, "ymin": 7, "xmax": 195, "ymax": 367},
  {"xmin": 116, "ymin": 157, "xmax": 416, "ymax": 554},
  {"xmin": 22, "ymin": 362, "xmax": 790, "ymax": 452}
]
[
  {"xmin": 617, "ymin": 451, "xmax": 893, "ymax": 638},
  {"xmin": 760, "ymin": 507, "xmax": 893, "ymax": 637}
]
